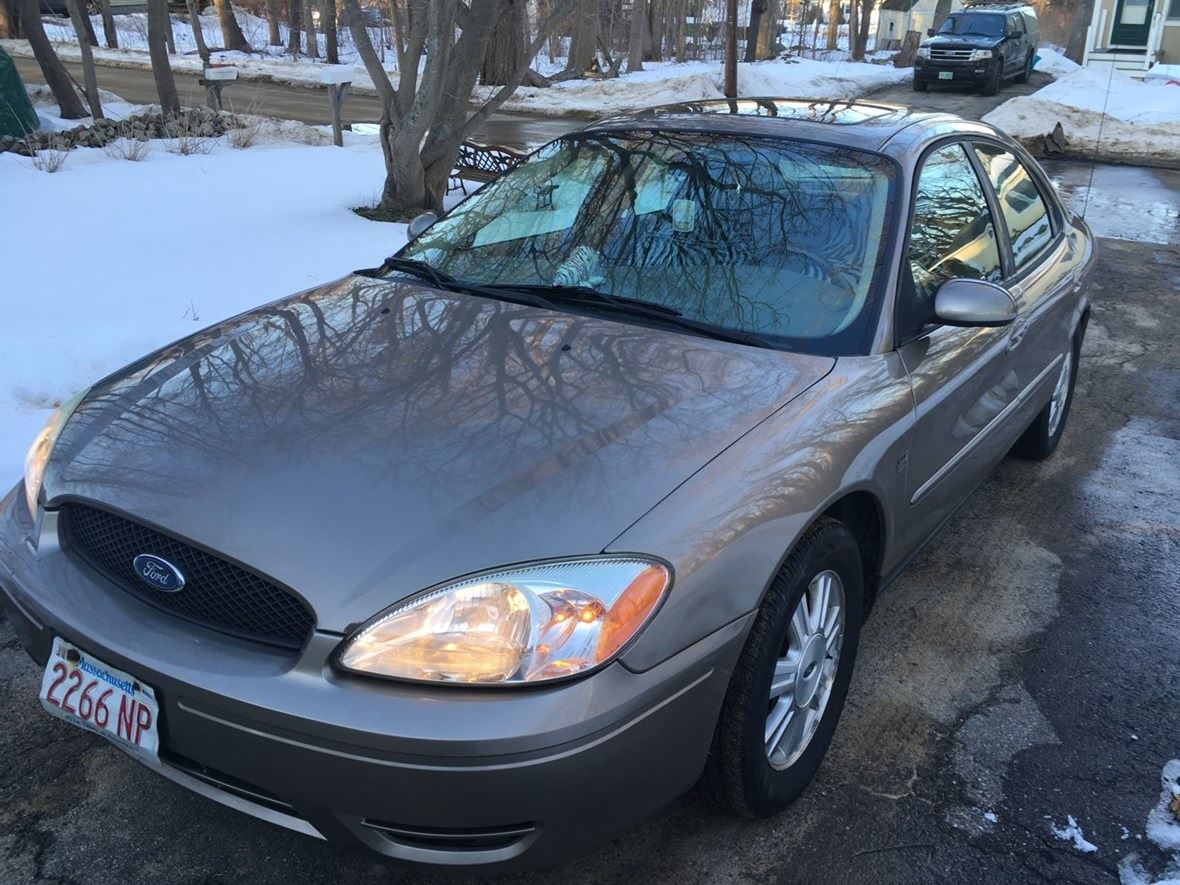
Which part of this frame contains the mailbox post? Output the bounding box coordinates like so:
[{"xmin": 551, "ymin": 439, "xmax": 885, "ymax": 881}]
[
  {"xmin": 320, "ymin": 66, "xmax": 353, "ymax": 147},
  {"xmin": 201, "ymin": 65, "xmax": 238, "ymax": 112}
]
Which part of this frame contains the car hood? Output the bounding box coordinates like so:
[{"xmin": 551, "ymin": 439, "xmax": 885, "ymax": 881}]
[{"xmin": 44, "ymin": 275, "xmax": 834, "ymax": 633}]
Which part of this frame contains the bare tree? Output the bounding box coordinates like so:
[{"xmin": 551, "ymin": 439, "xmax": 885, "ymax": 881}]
[
  {"xmin": 343, "ymin": 0, "xmax": 574, "ymax": 217},
  {"xmin": 97, "ymin": 0, "xmax": 118, "ymax": 48},
  {"xmin": 66, "ymin": 0, "xmax": 103, "ymax": 118},
  {"xmin": 214, "ymin": 0, "xmax": 251, "ymax": 50},
  {"xmin": 17, "ymin": 0, "xmax": 86, "ymax": 118},
  {"xmin": 847, "ymin": 0, "xmax": 859, "ymax": 59},
  {"xmin": 305, "ymin": 0, "xmax": 319, "ymax": 57},
  {"xmin": 324, "ymin": 0, "xmax": 339, "ymax": 62},
  {"xmin": 826, "ymin": 0, "xmax": 839, "ymax": 50},
  {"xmin": 565, "ymin": 1, "xmax": 598, "ymax": 75},
  {"xmin": 264, "ymin": 0, "xmax": 283, "ymax": 46},
  {"xmin": 287, "ymin": 0, "xmax": 302, "ymax": 54},
  {"xmin": 856, "ymin": 0, "xmax": 875, "ymax": 58},
  {"xmin": 187, "ymin": 0, "xmax": 211, "ymax": 65},
  {"xmin": 1065, "ymin": 0, "xmax": 1093, "ymax": 61},
  {"xmin": 627, "ymin": 0, "xmax": 647, "ymax": 72},
  {"xmin": 932, "ymin": 0, "xmax": 952, "ymax": 32},
  {"xmin": 146, "ymin": 0, "xmax": 180, "ymax": 115},
  {"xmin": 480, "ymin": 0, "xmax": 525, "ymax": 85},
  {"xmin": 745, "ymin": 0, "xmax": 765, "ymax": 61},
  {"xmin": 724, "ymin": 0, "xmax": 737, "ymax": 97}
]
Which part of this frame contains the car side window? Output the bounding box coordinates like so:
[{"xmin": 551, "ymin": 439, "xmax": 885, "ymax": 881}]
[
  {"xmin": 973, "ymin": 144, "xmax": 1054, "ymax": 269},
  {"xmin": 1008, "ymin": 13, "xmax": 1024, "ymax": 34},
  {"xmin": 902, "ymin": 143, "xmax": 1004, "ymax": 330}
]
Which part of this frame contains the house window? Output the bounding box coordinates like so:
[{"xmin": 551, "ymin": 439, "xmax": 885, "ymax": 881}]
[{"xmin": 1170, "ymin": 0, "xmax": 1180, "ymax": 20}]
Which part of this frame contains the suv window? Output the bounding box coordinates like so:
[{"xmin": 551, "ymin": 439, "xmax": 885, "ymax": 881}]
[
  {"xmin": 938, "ymin": 13, "xmax": 1005, "ymax": 37},
  {"xmin": 906, "ymin": 143, "xmax": 1004, "ymax": 306},
  {"xmin": 1007, "ymin": 13, "xmax": 1024, "ymax": 34},
  {"xmin": 973, "ymin": 145, "xmax": 1053, "ymax": 268}
]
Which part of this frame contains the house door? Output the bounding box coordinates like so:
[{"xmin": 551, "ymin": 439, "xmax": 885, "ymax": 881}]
[{"xmin": 1110, "ymin": 0, "xmax": 1154, "ymax": 46}]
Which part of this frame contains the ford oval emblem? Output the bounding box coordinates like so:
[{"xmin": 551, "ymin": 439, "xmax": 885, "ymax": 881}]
[{"xmin": 132, "ymin": 554, "xmax": 186, "ymax": 593}]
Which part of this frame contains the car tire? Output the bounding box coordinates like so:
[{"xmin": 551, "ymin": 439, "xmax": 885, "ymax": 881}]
[
  {"xmin": 913, "ymin": 77, "xmax": 929, "ymax": 92},
  {"xmin": 1015, "ymin": 50, "xmax": 1033, "ymax": 83},
  {"xmin": 981, "ymin": 60, "xmax": 1002, "ymax": 96},
  {"xmin": 1012, "ymin": 330, "xmax": 1081, "ymax": 461},
  {"xmin": 701, "ymin": 517, "xmax": 864, "ymax": 818}
]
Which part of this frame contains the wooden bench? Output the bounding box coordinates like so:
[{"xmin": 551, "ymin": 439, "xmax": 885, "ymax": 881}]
[{"xmin": 449, "ymin": 141, "xmax": 529, "ymax": 194}]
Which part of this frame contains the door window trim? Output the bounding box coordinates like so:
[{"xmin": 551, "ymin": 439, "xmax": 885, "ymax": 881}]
[{"xmin": 892, "ymin": 136, "xmax": 1009, "ymax": 347}]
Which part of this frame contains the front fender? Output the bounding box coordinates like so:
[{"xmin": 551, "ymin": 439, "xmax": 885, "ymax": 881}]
[{"xmin": 613, "ymin": 353, "xmax": 916, "ymax": 673}]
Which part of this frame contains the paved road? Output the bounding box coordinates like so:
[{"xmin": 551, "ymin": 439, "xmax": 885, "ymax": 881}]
[
  {"xmin": 868, "ymin": 68, "xmax": 1054, "ymax": 117},
  {"xmin": 1, "ymin": 165, "xmax": 1179, "ymax": 883},
  {"xmin": 12, "ymin": 56, "xmax": 576, "ymax": 148}
]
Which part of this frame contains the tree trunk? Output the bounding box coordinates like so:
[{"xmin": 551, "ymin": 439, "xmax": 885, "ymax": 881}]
[
  {"xmin": 98, "ymin": 0, "xmax": 118, "ymax": 48},
  {"xmin": 78, "ymin": 6, "xmax": 98, "ymax": 46},
  {"xmin": 187, "ymin": 0, "xmax": 210, "ymax": 65},
  {"xmin": 389, "ymin": 0, "xmax": 405, "ymax": 63},
  {"xmin": 66, "ymin": 0, "xmax": 103, "ymax": 118},
  {"xmin": 1065, "ymin": 0, "xmax": 1093, "ymax": 63},
  {"xmin": 724, "ymin": 0, "xmax": 737, "ymax": 96},
  {"xmin": 323, "ymin": 0, "xmax": 338, "ymax": 63},
  {"xmin": 744, "ymin": 0, "xmax": 765, "ymax": 61},
  {"xmin": 931, "ymin": 0, "xmax": 951, "ymax": 32},
  {"xmin": 264, "ymin": 0, "xmax": 282, "ymax": 45},
  {"xmin": 214, "ymin": 0, "xmax": 250, "ymax": 51},
  {"xmin": 627, "ymin": 0, "xmax": 647, "ymax": 72},
  {"xmin": 645, "ymin": 0, "xmax": 662, "ymax": 60},
  {"xmin": 164, "ymin": 10, "xmax": 175, "ymax": 53},
  {"xmin": 304, "ymin": 0, "xmax": 319, "ymax": 57},
  {"xmin": 146, "ymin": 0, "xmax": 179, "ymax": 115},
  {"xmin": 565, "ymin": 1, "xmax": 598, "ymax": 74},
  {"xmin": 480, "ymin": 0, "xmax": 524, "ymax": 85},
  {"xmin": 0, "ymin": 0, "xmax": 22, "ymax": 39},
  {"xmin": 287, "ymin": 0, "xmax": 302, "ymax": 54},
  {"xmin": 17, "ymin": 0, "xmax": 87, "ymax": 118},
  {"xmin": 826, "ymin": 0, "xmax": 839, "ymax": 50},
  {"xmin": 857, "ymin": 0, "xmax": 874, "ymax": 56},
  {"xmin": 847, "ymin": 0, "xmax": 859, "ymax": 58}
]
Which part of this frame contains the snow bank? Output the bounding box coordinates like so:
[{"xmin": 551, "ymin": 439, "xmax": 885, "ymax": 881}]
[
  {"xmin": 26, "ymin": 84, "xmax": 144, "ymax": 131},
  {"xmin": 983, "ymin": 66, "xmax": 1180, "ymax": 166},
  {"xmin": 1034, "ymin": 46, "xmax": 1080, "ymax": 78},
  {"xmin": 0, "ymin": 132, "xmax": 406, "ymax": 480},
  {"xmin": 492, "ymin": 57, "xmax": 910, "ymax": 116}
]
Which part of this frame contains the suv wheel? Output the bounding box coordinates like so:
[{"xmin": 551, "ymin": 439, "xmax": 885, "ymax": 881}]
[
  {"xmin": 913, "ymin": 76, "xmax": 929, "ymax": 92},
  {"xmin": 701, "ymin": 517, "xmax": 864, "ymax": 817},
  {"xmin": 1015, "ymin": 49, "xmax": 1034, "ymax": 83}
]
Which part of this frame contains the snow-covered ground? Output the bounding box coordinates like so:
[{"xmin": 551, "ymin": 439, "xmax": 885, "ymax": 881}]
[
  {"xmin": 490, "ymin": 57, "xmax": 910, "ymax": 116},
  {"xmin": 984, "ymin": 58, "xmax": 1180, "ymax": 166},
  {"xmin": 0, "ymin": 115, "xmax": 408, "ymax": 482},
  {"xmin": 7, "ymin": 12, "xmax": 907, "ymax": 117}
]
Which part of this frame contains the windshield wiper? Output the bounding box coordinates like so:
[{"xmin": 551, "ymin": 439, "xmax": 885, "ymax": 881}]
[
  {"xmin": 485, "ymin": 283, "xmax": 774, "ymax": 350},
  {"xmin": 361, "ymin": 256, "xmax": 559, "ymax": 310}
]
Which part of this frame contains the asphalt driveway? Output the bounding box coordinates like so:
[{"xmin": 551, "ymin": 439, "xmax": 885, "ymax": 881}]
[{"xmin": 2, "ymin": 178, "xmax": 1178, "ymax": 884}]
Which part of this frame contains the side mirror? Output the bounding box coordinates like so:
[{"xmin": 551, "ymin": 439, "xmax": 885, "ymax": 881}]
[
  {"xmin": 934, "ymin": 278, "xmax": 1018, "ymax": 327},
  {"xmin": 927, "ymin": 27, "xmax": 936, "ymax": 37},
  {"xmin": 406, "ymin": 211, "xmax": 439, "ymax": 241}
]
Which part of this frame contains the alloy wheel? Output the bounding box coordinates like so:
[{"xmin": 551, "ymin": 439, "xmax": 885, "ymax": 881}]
[
  {"xmin": 1048, "ymin": 349, "xmax": 1073, "ymax": 436},
  {"xmin": 764, "ymin": 569, "xmax": 845, "ymax": 771}
]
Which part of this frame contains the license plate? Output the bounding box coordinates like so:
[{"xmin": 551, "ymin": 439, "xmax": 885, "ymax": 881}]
[
  {"xmin": 939, "ymin": 71, "xmax": 954, "ymax": 80},
  {"xmin": 39, "ymin": 637, "xmax": 160, "ymax": 759}
]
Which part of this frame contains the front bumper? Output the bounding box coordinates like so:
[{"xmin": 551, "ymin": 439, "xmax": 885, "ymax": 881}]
[
  {"xmin": 0, "ymin": 485, "xmax": 750, "ymax": 873},
  {"xmin": 914, "ymin": 57, "xmax": 993, "ymax": 85}
]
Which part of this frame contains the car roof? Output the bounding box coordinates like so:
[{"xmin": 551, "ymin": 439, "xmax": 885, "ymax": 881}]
[{"xmin": 580, "ymin": 97, "xmax": 992, "ymax": 155}]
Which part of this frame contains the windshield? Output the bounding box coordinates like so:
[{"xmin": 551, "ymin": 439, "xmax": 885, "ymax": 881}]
[
  {"xmin": 399, "ymin": 131, "xmax": 896, "ymax": 354},
  {"xmin": 938, "ymin": 13, "xmax": 1005, "ymax": 37}
]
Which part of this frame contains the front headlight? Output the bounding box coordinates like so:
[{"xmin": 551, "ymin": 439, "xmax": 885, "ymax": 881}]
[
  {"xmin": 916, "ymin": 45, "xmax": 931, "ymax": 58},
  {"xmin": 970, "ymin": 49, "xmax": 993, "ymax": 60},
  {"xmin": 23, "ymin": 388, "xmax": 89, "ymax": 520},
  {"xmin": 336, "ymin": 557, "xmax": 672, "ymax": 685}
]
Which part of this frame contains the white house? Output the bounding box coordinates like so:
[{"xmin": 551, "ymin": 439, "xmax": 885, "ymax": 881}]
[{"xmin": 875, "ymin": 0, "xmax": 965, "ymax": 49}]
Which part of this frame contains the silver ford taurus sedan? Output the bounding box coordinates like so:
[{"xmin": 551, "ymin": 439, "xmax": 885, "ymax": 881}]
[{"xmin": 0, "ymin": 99, "xmax": 1093, "ymax": 873}]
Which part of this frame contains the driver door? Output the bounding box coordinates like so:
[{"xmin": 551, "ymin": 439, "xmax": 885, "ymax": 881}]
[{"xmin": 895, "ymin": 142, "xmax": 1020, "ymax": 547}]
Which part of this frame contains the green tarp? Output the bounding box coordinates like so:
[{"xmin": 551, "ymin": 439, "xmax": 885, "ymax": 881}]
[{"xmin": 0, "ymin": 47, "xmax": 39, "ymax": 139}]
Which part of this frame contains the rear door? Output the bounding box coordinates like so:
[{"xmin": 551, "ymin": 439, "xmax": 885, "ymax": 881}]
[
  {"xmin": 896, "ymin": 142, "xmax": 1020, "ymax": 544},
  {"xmin": 970, "ymin": 142, "xmax": 1078, "ymax": 415},
  {"xmin": 1003, "ymin": 13, "xmax": 1028, "ymax": 75}
]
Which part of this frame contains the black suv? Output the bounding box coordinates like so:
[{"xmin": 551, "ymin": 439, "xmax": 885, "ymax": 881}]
[{"xmin": 913, "ymin": 3, "xmax": 1040, "ymax": 96}]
